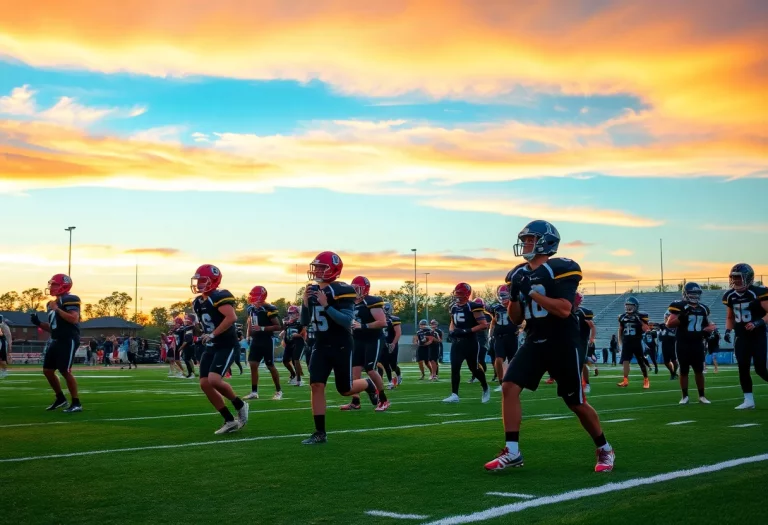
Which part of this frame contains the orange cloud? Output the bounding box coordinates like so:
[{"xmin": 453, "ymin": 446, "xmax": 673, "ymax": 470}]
[
  {"xmin": 0, "ymin": 0, "xmax": 765, "ymax": 136},
  {"xmin": 124, "ymin": 248, "xmax": 180, "ymax": 257},
  {"xmin": 610, "ymin": 249, "xmax": 635, "ymax": 257}
]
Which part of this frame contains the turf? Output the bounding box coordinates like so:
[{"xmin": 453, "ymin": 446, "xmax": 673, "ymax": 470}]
[{"xmin": 1, "ymin": 364, "xmax": 766, "ymax": 525}]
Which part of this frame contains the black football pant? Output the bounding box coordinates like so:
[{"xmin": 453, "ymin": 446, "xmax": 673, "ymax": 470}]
[
  {"xmin": 735, "ymin": 334, "xmax": 768, "ymax": 394},
  {"xmin": 451, "ymin": 337, "xmax": 488, "ymax": 395}
]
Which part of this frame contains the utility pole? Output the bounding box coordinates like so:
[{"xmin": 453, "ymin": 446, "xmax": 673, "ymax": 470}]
[
  {"xmin": 411, "ymin": 249, "xmax": 417, "ymax": 331},
  {"xmin": 423, "ymin": 272, "xmax": 430, "ymax": 321},
  {"xmin": 64, "ymin": 226, "xmax": 76, "ymax": 275}
]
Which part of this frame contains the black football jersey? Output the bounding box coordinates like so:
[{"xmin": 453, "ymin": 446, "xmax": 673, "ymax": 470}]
[
  {"xmin": 722, "ymin": 285, "xmax": 768, "ymax": 337},
  {"xmin": 643, "ymin": 330, "xmax": 657, "ymax": 346},
  {"xmin": 450, "ymin": 300, "xmax": 484, "ymax": 335},
  {"xmin": 305, "ymin": 324, "xmax": 316, "ymax": 343},
  {"xmin": 386, "ymin": 315, "xmax": 401, "ymax": 344},
  {"xmin": 247, "ymin": 303, "xmax": 280, "ymax": 342},
  {"xmin": 193, "ymin": 289, "xmax": 238, "ymax": 349},
  {"xmin": 47, "ymin": 294, "xmax": 81, "ymax": 340},
  {"xmin": 574, "ymin": 307, "xmax": 594, "ymax": 347},
  {"xmin": 506, "ymin": 258, "xmax": 581, "ymax": 343},
  {"xmin": 353, "ymin": 295, "xmax": 385, "ymax": 341},
  {"xmin": 283, "ymin": 320, "xmax": 303, "ymax": 348},
  {"xmin": 433, "ymin": 327, "xmax": 444, "ymax": 342},
  {"xmin": 173, "ymin": 327, "xmax": 187, "ymax": 348},
  {"xmin": 618, "ymin": 311, "xmax": 649, "ymax": 345},
  {"xmin": 490, "ymin": 303, "xmax": 515, "ymax": 336},
  {"xmin": 305, "ymin": 281, "xmax": 356, "ymax": 343},
  {"xmin": 658, "ymin": 324, "xmax": 676, "ymax": 344},
  {"xmin": 668, "ymin": 301, "xmax": 711, "ymax": 343},
  {"xmin": 416, "ymin": 327, "xmax": 435, "ymax": 346}
]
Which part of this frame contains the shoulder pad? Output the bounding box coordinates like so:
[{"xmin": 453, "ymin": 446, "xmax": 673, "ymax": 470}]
[
  {"xmin": 468, "ymin": 301, "xmax": 484, "ymax": 312},
  {"xmin": 703, "ymin": 304, "xmax": 711, "ymax": 314},
  {"xmin": 617, "ymin": 314, "xmax": 623, "ymax": 321},
  {"xmin": 667, "ymin": 301, "xmax": 684, "ymax": 312},
  {"xmin": 549, "ymin": 258, "xmax": 583, "ymax": 280},
  {"xmin": 211, "ymin": 289, "xmax": 236, "ymax": 306},
  {"xmin": 61, "ymin": 294, "xmax": 81, "ymax": 305},
  {"xmin": 390, "ymin": 316, "xmax": 401, "ymax": 324},
  {"xmin": 754, "ymin": 285, "xmax": 768, "ymax": 299},
  {"xmin": 365, "ymin": 295, "xmax": 385, "ymax": 308},
  {"xmin": 582, "ymin": 307, "xmax": 594, "ymax": 318},
  {"xmin": 639, "ymin": 311, "xmax": 650, "ymax": 321},
  {"xmin": 721, "ymin": 290, "xmax": 732, "ymax": 303},
  {"xmin": 330, "ymin": 282, "xmax": 356, "ymax": 299},
  {"xmin": 505, "ymin": 263, "xmax": 528, "ymax": 284}
]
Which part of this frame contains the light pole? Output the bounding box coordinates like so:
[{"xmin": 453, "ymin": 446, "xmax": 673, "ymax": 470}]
[
  {"xmin": 411, "ymin": 248, "xmax": 417, "ymax": 331},
  {"xmin": 64, "ymin": 226, "xmax": 76, "ymax": 276},
  {"xmin": 423, "ymin": 272, "xmax": 430, "ymax": 321}
]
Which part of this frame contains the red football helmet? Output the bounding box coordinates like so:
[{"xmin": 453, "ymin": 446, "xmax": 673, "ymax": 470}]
[
  {"xmin": 184, "ymin": 313, "xmax": 197, "ymax": 326},
  {"xmin": 452, "ymin": 282, "xmax": 472, "ymax": 304},
  {"xmin": 475, "ymin": 297, "xmax": 486, "ymax": 307},
  {"xmin": 248, "ymin": 285, "xmax": 268, "ymax": 306},
  {"xmin": 46, "ymin": 274, "xmax": 73, "ymax": 297},
  {"xmin": 191, "ymin": 264, "xmax": 222, "ymax": 294},
  {"xmin": 574, "ymin": 292, "xmax": 583, "ymax": 308},
  {"xmin": 307, "ymin": 251, "xmax": 343, "ymax": 283},
  {"xmin": 287, "ymin": 305, "xmax": 300, "ymax": 320},
  {"xmin": 351, "ymin": 276, "xmax": 371, "ymax": 299},
  {"xmin": 173, "ymin": 317, "xmax": 184, "ymax": 328},
  {"xmin": 497, "ymin": 284, "xmax": 511, "ymax": 304}
]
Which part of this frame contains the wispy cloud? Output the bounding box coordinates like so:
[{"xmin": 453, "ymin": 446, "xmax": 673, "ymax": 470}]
[
  {"xmin": 420, "ymin": 198, "xmax": 663, "ymax": 228},
  {"xmin": 0, "ymin": 85, "xmax": 36, "ymax": 115},
  {"xmin": 701, "ymin": 223, "xmax": 768, "ymax": 233},
  {"xmin": 124, "ymin": 248, "xmax": 181, "ymax": 257},
  {"xmin": 563, "ymin": 240, "xmax": 595, "ymax": 248}
]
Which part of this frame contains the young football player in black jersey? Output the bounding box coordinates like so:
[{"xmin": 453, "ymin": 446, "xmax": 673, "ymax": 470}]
[
  {"xmin": 429, "ymin": 320, "xmax": 443, "ymax": 381},
  {"xmin": 283, "ymin": 305, "xmax": 306, "ymax": 386},
  {"xmin": 414, "ymin": 319, "xmax": 436, "ymax": 380},
  {"xmin": 722, "ymin": 263, "xmax": 768, "ymax": 409},
  {"xmin": 178, "ymin": 315, "xmax": 197, "ymax": 378},
  {"xmin": 642, "ymin": 327, "xmax": 659, "ymax": 374},
  {"xmin": 243, "ymin": 286, "xmax": 283, "ymax": 401},
  {"xmin": 658, "ymin": 314, "xmax": 678, "ymax": 379},
  {"xmin": 31, "ymin": 273, "xmax": 83, "ymax": 412},
  {"xmin": 0, "ymin": 315, "xmax": 11, "ymax": 378},
  {"xmin": 475, "ymin": 298, "xmax": 492, "ymax": 377},
  {"xmin": 704, "ymin": 328, "xmax": 720, "ymax": 374},
  {"xmin": 485, "ymin": 220, "xmax": 614, "ymax": 473},
  {"xmin": 344, "ymin": 276, "xmax": 390, "ymax": 411},
  {"xmin": 443, "ymin": 283, "xmax": 490, "ymax": 403},
  {"xmin": 383, "ymin": 303, "xmax": 403, "ymax": 387},
  {"xmin": 490, "ymin": 285, "xmax": 518, "ymax": 393},
  {"xmin": 667, "ymin": 282, "xmax": 714, "ymax": 404},
  {"xmin": 303, "ymin": 324, "xmax": 315, "ymax": 368},
  {"xmin": 617, "ymin": 297, "xmax": 651, "ymax": 389},
  {"xmin": 301, "ymin": 252, "xmax": 380, "ymax": 444},
  {"xmin": 573, "ymin": 293, "xmax": 596, "ymax": 394},
  {"xmin": 191, "ymin": 264, "xmax": 248, "ymax": 435}
]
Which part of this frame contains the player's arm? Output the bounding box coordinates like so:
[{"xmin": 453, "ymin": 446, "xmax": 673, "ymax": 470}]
[
  {"xmin": 391, "ymin": 323, "xmax": 402, "ymax": 347},
  {"xmin": 530, "ymin": 290, "xmax": 572, "ymax": 318},
  {"xmin": 424, "ymin": 335, "xmax": 435, "ymax": 345},
  {"xmin": 489, "ymin": 317, "xmax": 497, "ymax": 335},
  {"xmin": 208, "ymin": 304, "xmax": 236, "ymax": 340},
  {"xmin": 245, "ymin": 315, "xmax": 252, "ymax": 336},
  {"xmin": 434, "ymin": 330, "xmax": 442, "ymax": 343},
  {"xmin": 293, "ymin": 327, "xmax": 306, "ymax": 339},
  {"xmin": 262, "ymin": 311, "xmax": 282, "ymax": 333},
  {"xmin": 641, "ymin": 317, "xmax": 650, "ymax": 333},
  {"xmin": 745, "ymin": 300, "xmax": 768, "ymax": 331},
  {"xmin": 54, "ymin": 299, "xmax": 80, "ymax": 325},
  {"xmin": 314, "ymin": 289, "xmax": 354, "ymax": 329},
  {"xmin": 471, "ymin": 309, "xmax": 488, "ymax": 333},
  {"xmin": 587, "ymin": 319, "xmax": 596, "ymax": 344},
  {"xmin": 364, "ymin": 307, "xmax": 387, "ymax": 330}
]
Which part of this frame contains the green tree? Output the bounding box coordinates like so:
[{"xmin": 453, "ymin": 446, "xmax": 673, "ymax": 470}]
[
  {"xmin": 169, "ymin": 300, "xmax": 192, "ymax": 316},
  {"xmin": 475, "ymin": 284, "xmax": 497, "ymax": 305},
  {"xmin": 654, "ymin": 284, "xmax": 670, "ymax": 292},
  {"xmin": 150, "ymin": 307, "xmax": 169, "ymax": 327},
  {"xmin": 131, "ymin": 312, "xmax": 150, "ymax": 325},
  {"xmin": 295, "ymin": 286, "xmax": 306, "ymax": 305},
  {"xmin": 82, "ymin": 303, "xmax": 95, "ymax": 320},
  {"xmin": 20, "ymin": 288, "xmax": 46, "ymax": 312},
  {"xmin": 273, "ymin": 298, "xmax": 289, "ymax": 319},
  {"xmin": 0, "ymin": 291, "xmax": 20, "ymax": 310}
]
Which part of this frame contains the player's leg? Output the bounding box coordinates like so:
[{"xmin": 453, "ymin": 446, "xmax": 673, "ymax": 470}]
[
  {"xmin": 484, "ymin": 341, "xmax": 544, "ymax": 470},
  {"xmin": 417, "ymin": 354, "xmax": 426, "ymax": 379},
  {"xmin": 734, "ymin": 336, "xmax": 756, "ymax": 408},
  {"xmin": 633, "ymin": 346, "xmax": 649, "ymax": 389},
  {"xmin": 618, "ymin": 345, "xmax": 632, "ymax": 386},
  {"xmin": 466, "ymin": 339, "xmax": 490, "ymax": 401},
  {"xmin": 648, "ymin": 344, "xmax": 658, "ymax": 374},
  {"xmin": 282, "ymin": 348, "xmax": 296, "ymax": 383},
  {"xmin": 677, "ymin": 343, "xmax": 692, "ymax": 403},
  {"xmin": 342, "ymin": 340, "xmax": 366, "ymax": 409},
  {"xmin": 445, "ymin": 339, "xmax": 467, "ymax": 401},
  {"xmin": 199, "ymin": 350, "xmax": 246, "ymax": 433},
  {"xmin": 711, "ymin": 351, "xmax": 719, "ymax": 373},
  {"xmin": 42, "ymin": 342, "xmax": 68, "ymax": 410},
  {"xmin": 292, "ymin": 343, "xmax": 304, "ymax": 385},
  {"xmin": 184, "ymin": 349, "xmax": 195, "ymax": 378},
  {"xmin": 263, "ymin": 345, "xmax": 283, "ymax": 399},
  {"xmin": 59, "ymin": 339, "xmax": 82, "ymax": 412},
  {"xmin": 391, "ymin": 344, "xmax": 402, "ymax": 383},
  {"xmin": 365, "ymin": 341, "xmax": 389, "ymax": 410},
  {"xmin": 690, "ymin": 344, "xmax": 709, "ymax": 403},
  {"xmin": 304, "ymin": 344, "xmax": 330, "ymax": 444},
  {"xmin": 244, "ymin": 343, "xmax": 263, "ymax": 400}
]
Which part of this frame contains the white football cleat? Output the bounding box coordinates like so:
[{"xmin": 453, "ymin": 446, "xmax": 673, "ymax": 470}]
[
  {"xmin": 243, "ymin": 391, "xmax": 259, "ymax": 400},
  {"xmin": 237, "ymin": 401, "xmax": 249, "ymax": 427},
  {"xmin": 699, "ymin": 397, "xmax": 711, "ymax": 404},
  {"xmin": 442, "ymin": 393, "xmax": 460, "ymax": 403},
  {"xmin": 288, "ymin": 377, "xmax": 297, "ymax": 385},
  {"xmin": 214, "ymin": 420, "xmax": 242, "ymax": 435},
  {"xmin": 494, "ymin": 386, "xmax": 502, "ymax": 392},
  {"xmin": 272, "ymin": 391, "xmax": 283, "ymax": 401},
  {"xmin": 735, "ymin": 400, "xmax": 756, "ymax": 410},
  {"xmin": 481, "ymin": 388, "xmax": 491, "ymax": 404},
  {"xmin": 679, "ymin": 396, "xmax": 689, "ymax": 405},
  {"xmin": 295, "ymin": 380, "xmax": 304, "ymax": 387}
]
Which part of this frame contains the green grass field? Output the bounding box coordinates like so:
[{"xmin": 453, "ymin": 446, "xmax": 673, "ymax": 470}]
[{"xmin": 2, "ymin": 363, "xmax": 767, "ymax": 525}]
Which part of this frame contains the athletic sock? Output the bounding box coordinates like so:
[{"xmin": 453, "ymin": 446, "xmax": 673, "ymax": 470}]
[
  {"xmin": 232, "ymin": 397, "xmax": 244, "ymax": 410},
  {"xmin": 505, "ymin": 431, "xmax": 519, "ymax": 454},
  {"xmin": 314, "ymin": 414, "xmax": 326, "ymax": 433},
  {"xmin": 218, "ymin": 407, "xmax": 234, "ymax": 422}
]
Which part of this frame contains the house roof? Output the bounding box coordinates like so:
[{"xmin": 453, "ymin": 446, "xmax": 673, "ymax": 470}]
[
  {"xmin": 0, "ymin": 311, "xmax": 36, "ymax": 326},
  {"xmin": 80, "ymin": 316, "xmax": 143, "ymax": 330}
]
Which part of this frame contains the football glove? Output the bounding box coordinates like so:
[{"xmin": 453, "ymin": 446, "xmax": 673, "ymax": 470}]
[
  {"xmin": 724, "ymin": 329, "xmax": 731, "ymax": 343},
  {"xmin": 30, "ymin": 313, "xmax": 41, "ymax": 326}
]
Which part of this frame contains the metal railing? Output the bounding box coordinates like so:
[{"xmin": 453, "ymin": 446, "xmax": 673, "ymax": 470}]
[{"xmin": 581, "ymin": 275, "xmax": 764, "ymax": 296}]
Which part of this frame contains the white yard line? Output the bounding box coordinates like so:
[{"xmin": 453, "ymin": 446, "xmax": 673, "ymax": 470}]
[
  {"xmin": 601, "ymin": 418, "xmax": 635, "ymax": 423},
  {"xmin": 667, "ymin": 420, "xmax": 696, "ymax": 425},
  {"xmin": 423, "ymin": 454, "xmax": 768, "ymax": 525},
  {"xmin": 540, "ymin": 416, "xmax": 572, "ymax": 421},
  {"xmin": 485, "ymin": 492, "xmax": 535, "ymax": 499},
  {"xmin": 365, "ymin": 511, "xmax": 430, "ymax": 519},
  {"xmin": 729, "ymin": 423, "xmax": 760, "ymax": 428}
]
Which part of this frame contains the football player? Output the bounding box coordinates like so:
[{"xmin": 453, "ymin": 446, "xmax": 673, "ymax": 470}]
[
  {"xmin": 179, "ymin": 315, "xmax": 198, "ymax": 378},
  {"xmin": 413, "ymin": 319, "xmax": 436, "ymax": 380},
  {"xmin": 168, "ymin": 318, "xmax": 186, "ymax": 377},
  {"xmin": 303, "ymin": 323, "xmax": 315, "ymax": 369},
  {"xmin": 430, "ymin": 320, "xmax": 443, "ymax": 380},
  {"xmin": 31, "ymin": 274, "xmax": 83, "ymax": 412},
  {"xmin": 301, "ymin": 252, "xmax": 379, "ymax": 444},
  {"xmin": 573, "ymin": 293, "xmax": 596, "ymax": 394},
  {"xmin": 191, "ymin": 265, "xmax": 248, "ymax": 434},
  {"xmin": 443, "ymin": 283, "xmax": 490, "ymax": 403},
  {"xmin": 490, "ymin": 285, "xmax": 518, "ymax": 393},
  {"xmin": 667, "ymin": 282, "xmax": 714, "ymax": 404},
  {"xmin": 642, "ymin": 326, "xmax": 659, "ymax": 374},
  {"xmin": 617, "ymin": 297, "xmax": 651, "ymax": 389},
  {"xmin": 722, "ymin": 263, "xmax": 768, "ymax": 409},
  {"xmin": 658, "ymin": 314, "xmax": 678, "ymax": 379},
  {"xmin": 0, "ymin": 315, "xmax": 11, "ymax": 378},
  {"xmin": 704, "ymin": 328, "xmax": 720, "ymax": 374},
  {"xmin": 242, "ymin": 286, "xmax": 284, "ymax": 401},
  {"xmin": 343, "ymin": 276, "xmax": 390, "ymax": 411},
  {"xmin": 283, "ymin": 305, "xmax": 306, "ymax": 386},
  {"xmin": 485, "ymin": 220, "xmax": 614, "ymax": 473},
  {"xmin": 475, "ymin": 298, "xmax": 492, "ymax": 375},
  {"xmin": 382, "ymin": 303, "xmax": 403, "ymax": 387}
]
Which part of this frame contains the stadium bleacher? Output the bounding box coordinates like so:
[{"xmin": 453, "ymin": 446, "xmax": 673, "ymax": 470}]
[{"xmin": 584, "ymin": 290, "xmax": 728, "ymax": 350}]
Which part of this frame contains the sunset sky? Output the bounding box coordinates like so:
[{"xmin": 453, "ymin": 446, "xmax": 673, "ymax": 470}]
[{"xmin": 0, "ymin": 0, "xmax": 766, "ymax": 309}]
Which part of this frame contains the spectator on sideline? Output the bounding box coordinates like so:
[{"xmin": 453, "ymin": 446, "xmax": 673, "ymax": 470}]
[
  {"xmin": 87, "ymin": 338, "xmax": 97, "ymax": 366},
  {"xmin": 610, "ymin": 334, "xmax": 618, "ymax": 366},
  {"xmin": 103, "ymin": 335, "xmax": 113, "ymax": 366}
]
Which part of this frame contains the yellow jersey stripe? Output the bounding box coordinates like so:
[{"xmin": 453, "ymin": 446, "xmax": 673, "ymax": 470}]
[
  {"xmin": 267, "ymin": 311, "xmax": 279, "ymax": 316},
  {"xmin": 213, "ymin": 298, "xmax": 235, "ymax": 307},
  {"xmin": 62, "ymin": 301, "xmax": 80, "ymax": 306},
  {"xmin": 391, "ymin": 321, "xmax": 402, "ymax": 326},
  {"xmin": 368, "ymin": 302, "xmax": 385, "ymax": 308},
  {"xmin": 759, "ymin": 293, "xmax": 768, "ymax": 299},
  {"xmin": 667, "ymin": 306, "xmax": 681, "ymax": 312},
  {"xmin": 335, "ymin": 293, "xmax": 356, "ymax": 299},
  {"xmin": 555, "ymin": 271, "xmax": 582, "ymax": 280}
]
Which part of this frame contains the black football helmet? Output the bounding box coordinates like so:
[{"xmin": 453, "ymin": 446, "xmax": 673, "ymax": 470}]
[
  {"xmin": 513, "ymin": 220, "xmax": 561, "ymax": 261},
  {"xmin": 729, "ymin": 263, "xmax": 754, "ymax": 293},
  {"xmin": 383, "ymin": 302, "xmax": 393, "ymax": 316},
  {"xmin": 419, "ymin": 319, "xmax": 428, "ymax": 329},
  {"xmin": 625, "ymin": 296, "xmax": 639, "ymax": 314},
  {"xmin": 683, "ymin": 282, "xmax": 703, "ymax": 304}
]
